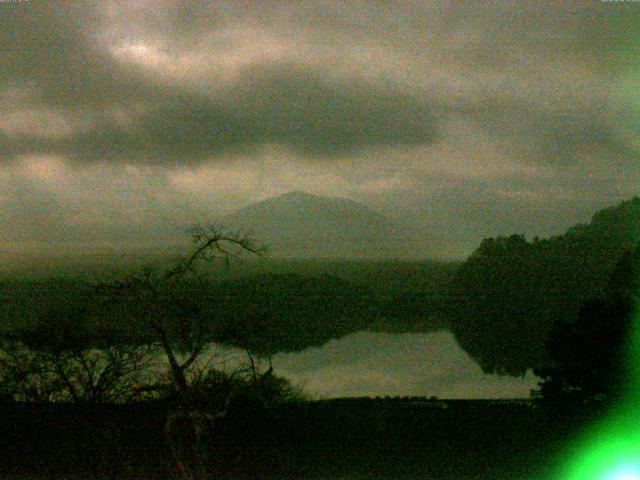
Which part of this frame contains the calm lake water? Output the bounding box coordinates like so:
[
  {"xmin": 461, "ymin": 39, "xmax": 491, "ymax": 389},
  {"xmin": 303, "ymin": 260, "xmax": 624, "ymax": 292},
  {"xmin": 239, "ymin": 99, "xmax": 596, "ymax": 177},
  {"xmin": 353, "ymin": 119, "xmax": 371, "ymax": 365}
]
[{"xmin": 212, "ymin": 331, "xmax": 540, "ymax": 399}]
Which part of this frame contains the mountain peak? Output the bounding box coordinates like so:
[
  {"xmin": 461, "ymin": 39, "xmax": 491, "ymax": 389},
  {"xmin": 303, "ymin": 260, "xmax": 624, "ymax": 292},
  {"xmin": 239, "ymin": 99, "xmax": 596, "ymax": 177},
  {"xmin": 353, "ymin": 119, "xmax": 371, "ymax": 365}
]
[
  {"xmin": 263, "ymin": 190, "xmax": 352, "ymax": 205},
  {"xmin": 222, "ymin": 192, "xmax": 423, "ymax": 259},
  {"xmin": 275, "ymin": 190, "xmax": 318, "ymax": 199}
]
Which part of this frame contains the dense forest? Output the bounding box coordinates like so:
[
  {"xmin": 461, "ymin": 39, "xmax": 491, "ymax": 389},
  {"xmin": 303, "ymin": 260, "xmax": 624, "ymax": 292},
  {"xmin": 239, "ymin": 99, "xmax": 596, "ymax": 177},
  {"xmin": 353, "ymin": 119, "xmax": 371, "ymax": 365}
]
[{"xmin": 447, "ymin": 196, "xmax": 640, "ymax": 375}]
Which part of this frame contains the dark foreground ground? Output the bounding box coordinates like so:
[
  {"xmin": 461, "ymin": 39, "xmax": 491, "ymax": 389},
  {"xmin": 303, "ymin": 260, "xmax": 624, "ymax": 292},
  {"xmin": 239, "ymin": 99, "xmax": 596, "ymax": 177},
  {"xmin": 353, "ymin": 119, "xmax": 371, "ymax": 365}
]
[{"xmin": 0, "ymin": 399, "xmax": 602, "ymax": 479}]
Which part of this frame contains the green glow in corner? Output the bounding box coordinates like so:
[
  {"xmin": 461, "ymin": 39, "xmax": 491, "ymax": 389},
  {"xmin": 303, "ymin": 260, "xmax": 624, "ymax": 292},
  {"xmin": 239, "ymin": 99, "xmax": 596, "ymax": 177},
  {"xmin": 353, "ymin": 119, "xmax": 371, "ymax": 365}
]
[
  {"xmin": 559, "ymin": 421, "xmax": 640, "ymax": 479},
  {"xmin": 556, "ymin": 307, "xmax": 640, "ymax": 480},
  {"xmin": 603, "ymin": 465, "xmax": 640, "ymax": 480}
]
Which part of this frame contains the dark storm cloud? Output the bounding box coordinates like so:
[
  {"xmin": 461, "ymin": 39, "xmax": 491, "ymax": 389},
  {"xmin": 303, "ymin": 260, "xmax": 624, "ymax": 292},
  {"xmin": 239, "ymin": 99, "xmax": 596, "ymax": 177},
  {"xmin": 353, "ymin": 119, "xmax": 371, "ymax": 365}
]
[
  {"xmin": 0, "ymin": 2, "xmax": 436, "ymax": 164},
  {"xmin": 1, "ymin": 1, "xmax": 637, "ymax": 167},
  {"xmin": 47, "ymin": 65, "xmax": 436, "ymax": 163}
]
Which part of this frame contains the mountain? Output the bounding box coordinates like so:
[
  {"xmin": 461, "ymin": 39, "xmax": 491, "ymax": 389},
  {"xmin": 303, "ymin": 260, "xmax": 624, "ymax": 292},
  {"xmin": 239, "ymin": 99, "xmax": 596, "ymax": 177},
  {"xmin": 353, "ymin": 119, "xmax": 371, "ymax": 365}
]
[
  {"xmin": 446, "ymin": 196, "xmax": 640, "ymax": 376},
  {"xmin": 222, "ymin": 191, "xmax": 424, "ymax": 259}
]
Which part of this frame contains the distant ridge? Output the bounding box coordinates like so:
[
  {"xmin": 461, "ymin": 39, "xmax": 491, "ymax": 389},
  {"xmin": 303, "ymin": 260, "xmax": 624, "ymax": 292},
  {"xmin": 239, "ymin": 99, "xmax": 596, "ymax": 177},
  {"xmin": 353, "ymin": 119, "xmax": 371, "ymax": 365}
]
[{"xmin": 222, "ymin": 191, "xmax": 424, "ymax": 259}]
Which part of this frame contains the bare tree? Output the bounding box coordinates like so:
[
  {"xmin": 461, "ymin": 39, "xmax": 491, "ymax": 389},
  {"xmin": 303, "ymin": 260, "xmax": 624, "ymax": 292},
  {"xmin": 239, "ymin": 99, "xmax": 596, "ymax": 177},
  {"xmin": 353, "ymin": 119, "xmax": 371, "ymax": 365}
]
[
  {"xmin": 0, "ymin": 289, "xmax": 161, "ymax": 404},
  {"xmin": 96, "ymin": 224, "xmax": 265, "ymax": 398},
  {"xmin": 0, "ymin": 338, "xmax": 157, "ymax": 403}
]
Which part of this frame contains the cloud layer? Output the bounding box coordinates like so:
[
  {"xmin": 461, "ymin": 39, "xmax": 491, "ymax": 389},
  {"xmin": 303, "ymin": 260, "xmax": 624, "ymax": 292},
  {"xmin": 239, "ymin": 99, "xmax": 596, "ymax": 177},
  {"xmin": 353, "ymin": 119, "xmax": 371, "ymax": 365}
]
[{"xmin": 1, "ymin": 1, "xmax": 638, "ymax": 256}]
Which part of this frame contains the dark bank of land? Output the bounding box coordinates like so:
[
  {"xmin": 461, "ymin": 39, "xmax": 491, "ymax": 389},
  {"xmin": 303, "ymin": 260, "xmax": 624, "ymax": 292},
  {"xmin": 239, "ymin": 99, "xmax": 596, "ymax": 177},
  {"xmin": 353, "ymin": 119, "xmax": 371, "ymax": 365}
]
[{"xmin": 0, "ymin": 398, "xmax": 601, "ymax": 480}]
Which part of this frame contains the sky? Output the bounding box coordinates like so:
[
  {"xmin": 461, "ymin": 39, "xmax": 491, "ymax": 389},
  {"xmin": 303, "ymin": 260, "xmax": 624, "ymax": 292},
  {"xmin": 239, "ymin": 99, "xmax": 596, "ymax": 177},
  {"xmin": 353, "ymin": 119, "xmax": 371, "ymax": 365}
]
[{"xmin": 1, "ymin": 0, "xmax": 639, "ymax": 259}]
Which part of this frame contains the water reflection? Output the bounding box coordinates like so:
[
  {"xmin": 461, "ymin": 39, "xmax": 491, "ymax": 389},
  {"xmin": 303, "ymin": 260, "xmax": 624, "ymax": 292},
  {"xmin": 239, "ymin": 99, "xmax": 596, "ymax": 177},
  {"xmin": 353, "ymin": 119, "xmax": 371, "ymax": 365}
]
[{"xmin": 264, "ymin": 331, "xmax": 538, "ymax": 399}]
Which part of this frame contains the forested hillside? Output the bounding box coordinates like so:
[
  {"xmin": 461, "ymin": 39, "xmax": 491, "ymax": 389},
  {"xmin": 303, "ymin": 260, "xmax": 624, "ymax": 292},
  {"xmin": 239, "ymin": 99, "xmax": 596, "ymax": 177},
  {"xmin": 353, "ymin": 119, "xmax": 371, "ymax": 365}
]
[{"xmin": 446, "ymin": 197, "xmax": 640, "ymax": 375}]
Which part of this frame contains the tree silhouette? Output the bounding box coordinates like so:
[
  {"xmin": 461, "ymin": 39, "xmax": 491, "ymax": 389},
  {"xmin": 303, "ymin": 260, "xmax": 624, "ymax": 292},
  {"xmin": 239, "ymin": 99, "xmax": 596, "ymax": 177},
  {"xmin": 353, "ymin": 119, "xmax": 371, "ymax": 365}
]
[
  {"xmin": 95, "ymin": 224, "xmax": 265, "ymax": 397},
  {"xmin": 447, "ymin": 197, "xmax": 640, "ymax": 376},
  {"xmin": 0, "ymin": 293, "xmax": 156, "ymax": 403},
  {"xmin": 534, "ymin": 243, "xmax": 639, "ymax": 402}
]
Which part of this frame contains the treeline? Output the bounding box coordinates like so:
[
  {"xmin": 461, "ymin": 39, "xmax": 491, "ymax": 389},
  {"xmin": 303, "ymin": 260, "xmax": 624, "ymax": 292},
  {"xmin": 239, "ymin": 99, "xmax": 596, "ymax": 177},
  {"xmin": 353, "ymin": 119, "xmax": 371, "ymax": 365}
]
[
  {"xmin": 0, "ymin": 263, "xmax": 455, "ymax": 358},
  {"xmin": 534, "ymin": 243, "xmax": 640, "ymax": 403},
  {"xmin": 446, "ymin": 196, "xmax": 640, "ymax": 376},
  {"xmin": 0, "ymin": 226, "xmax": 461, "ymax": 408}
]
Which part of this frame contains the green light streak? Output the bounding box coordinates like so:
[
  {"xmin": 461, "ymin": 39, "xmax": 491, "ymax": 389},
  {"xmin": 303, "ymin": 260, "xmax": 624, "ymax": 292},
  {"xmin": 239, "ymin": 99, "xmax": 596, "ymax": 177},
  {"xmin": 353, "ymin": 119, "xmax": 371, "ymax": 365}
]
[{"xmin": 554, "ymin": 307, "xmax": 640, "ymax": 479}]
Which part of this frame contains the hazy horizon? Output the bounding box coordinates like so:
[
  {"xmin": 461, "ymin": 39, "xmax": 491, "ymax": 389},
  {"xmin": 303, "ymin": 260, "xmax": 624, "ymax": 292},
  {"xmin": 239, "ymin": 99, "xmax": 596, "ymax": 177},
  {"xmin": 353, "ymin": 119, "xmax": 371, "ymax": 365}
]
[
  {"xmin": 0, "ymin": 190, "xmax": 636, "ymax": 264},
  {"xmin": 1, "ymin": 2, "xmax": 637, "ymax": 260}
]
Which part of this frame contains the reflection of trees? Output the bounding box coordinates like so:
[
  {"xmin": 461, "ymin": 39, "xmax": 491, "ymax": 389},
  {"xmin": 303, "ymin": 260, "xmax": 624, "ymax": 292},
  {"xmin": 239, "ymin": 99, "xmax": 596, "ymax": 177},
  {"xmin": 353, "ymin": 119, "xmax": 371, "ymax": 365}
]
[{"xmin": 210, "ymin": 273, "xmax": 374, "ymax": 356}]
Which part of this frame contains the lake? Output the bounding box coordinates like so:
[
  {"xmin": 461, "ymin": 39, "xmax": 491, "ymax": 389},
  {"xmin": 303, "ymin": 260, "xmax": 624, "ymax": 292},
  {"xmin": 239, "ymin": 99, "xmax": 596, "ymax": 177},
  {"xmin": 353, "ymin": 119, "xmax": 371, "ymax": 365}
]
[{"xmin": 212, "ymin": 330, "xmax": 540, "ymax": 399}]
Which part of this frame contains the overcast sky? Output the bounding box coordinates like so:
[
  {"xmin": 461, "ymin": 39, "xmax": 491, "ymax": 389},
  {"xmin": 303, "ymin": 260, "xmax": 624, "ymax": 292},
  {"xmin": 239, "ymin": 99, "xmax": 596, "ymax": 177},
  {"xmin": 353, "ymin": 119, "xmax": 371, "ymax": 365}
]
[{"xmin": 1, "ymin": 1, "xmax": 638, "ymax": 259}]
